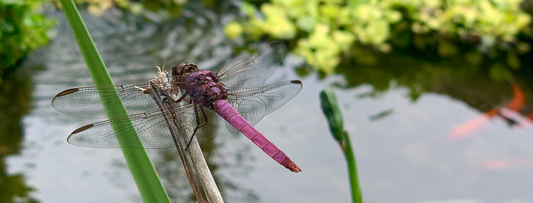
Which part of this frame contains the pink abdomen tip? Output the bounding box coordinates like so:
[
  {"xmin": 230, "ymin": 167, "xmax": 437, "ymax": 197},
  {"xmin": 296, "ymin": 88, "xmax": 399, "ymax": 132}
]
[{"xmin": 286, "ymin": 161, "xmax": 302, "ymax": 172}]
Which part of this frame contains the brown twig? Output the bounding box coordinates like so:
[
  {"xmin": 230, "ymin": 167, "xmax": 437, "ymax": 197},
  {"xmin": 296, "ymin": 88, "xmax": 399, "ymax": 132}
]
[{"xmin": 147, "ymin": 74, "xmax": 223, "ymax": 202}]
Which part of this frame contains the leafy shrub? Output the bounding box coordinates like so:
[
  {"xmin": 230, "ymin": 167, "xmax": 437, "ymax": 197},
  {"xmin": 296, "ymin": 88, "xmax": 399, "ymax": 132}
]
[
  {"xmin": 227, "ymin": 0, "xmax": 531, "ymax": 74},
  {"xmin": 0, "ymin": 0, "xmax": 55, "ymax": 79}
]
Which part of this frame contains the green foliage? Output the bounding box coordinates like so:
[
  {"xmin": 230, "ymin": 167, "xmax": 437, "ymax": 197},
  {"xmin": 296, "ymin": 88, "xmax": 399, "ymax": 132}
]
[
  {"xmin": 228, "ymin": 0, "xmax": 531, "ymax": 75},
  {"xmin": 0, "ymin": 69, "xmax": 39, "ymax": 203},
  {"xmin": 320, "ymin": 88, "xmax": 362, "ymax": 203},
  {"xmin": 225, "ymin": 21, "xmax": 243, "ymax": 39},
  {"xmin": 0, "ymin": 0, "xmax": 55, "ymax": 79},
  {"xmin": 69, "ymin": 0, "xmax": 190, "ymax": 20}
]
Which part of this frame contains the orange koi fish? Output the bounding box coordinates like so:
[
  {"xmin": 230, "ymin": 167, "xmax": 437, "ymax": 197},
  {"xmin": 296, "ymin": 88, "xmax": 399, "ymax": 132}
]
[{"xmin": 448, "ymin": 83, "xmax": 524, "ymax": 140}]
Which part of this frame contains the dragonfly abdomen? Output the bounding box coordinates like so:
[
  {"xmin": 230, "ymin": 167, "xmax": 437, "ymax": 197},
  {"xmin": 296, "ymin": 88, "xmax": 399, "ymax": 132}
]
[{"xmin": 215, "ymin": 100, "xmax": 301, "ymax": 172}]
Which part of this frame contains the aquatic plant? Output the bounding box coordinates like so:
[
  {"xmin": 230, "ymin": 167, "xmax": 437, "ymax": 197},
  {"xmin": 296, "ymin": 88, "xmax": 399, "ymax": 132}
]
[{"xmin": 226, "ymin": 0, "xmax": 531, "ymax": 75}]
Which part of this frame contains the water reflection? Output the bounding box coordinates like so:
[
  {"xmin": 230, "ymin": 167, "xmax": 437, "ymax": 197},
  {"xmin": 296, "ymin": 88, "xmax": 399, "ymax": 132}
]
[
  {"xmin": 479, "ymin": 158, "xmax": 533, "ymax": 170},
  {"xmin": 151, "ymin": 141, "xmax": 259, "ymax": 203},
  {"xmin": 368, "ymin": 108, "xmax": 394, "ymax": 121},
  {"xmin": 7, "ymin": 1, "xmax": 533, "ymax": 203},
  {"xmin": 450, "ymin": 82, "xmax": 533, "ymax": 140},
  {"xmin": 334, "ymin": 50, "xmax": 533, "ymax": 111},
  {"xmin": 0, "ymin": 68, "xmax": 39, "ymax": 202},
  {"xmin": 148, "ymin": 112, "xmax": 259, "ymax": 203}
]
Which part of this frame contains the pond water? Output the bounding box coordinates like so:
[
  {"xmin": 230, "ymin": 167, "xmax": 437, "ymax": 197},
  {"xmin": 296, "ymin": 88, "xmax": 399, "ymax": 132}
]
[{"xmin": 4, "ymin": 4, "xmax": 533, "ymax": 203}]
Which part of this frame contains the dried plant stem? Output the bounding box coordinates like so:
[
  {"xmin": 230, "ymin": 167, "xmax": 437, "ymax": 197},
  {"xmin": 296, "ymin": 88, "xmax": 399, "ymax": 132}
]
[
  {"xmin": 147, "ymin": 80, "xmax": 223, "ymax": 203},
  {"xmin": 146, "ymin": 85, "xmax": 205, "ymax": 202},
  {"xmin": 188, "ymin": 137, "xmax": 224, "ymax": 202}
]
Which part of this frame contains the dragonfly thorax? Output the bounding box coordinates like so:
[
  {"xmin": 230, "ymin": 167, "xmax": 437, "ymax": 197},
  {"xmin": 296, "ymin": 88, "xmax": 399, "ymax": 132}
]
[{"xmin": 185, "ymin": 70, "xmax": 228, "ymax": 108}]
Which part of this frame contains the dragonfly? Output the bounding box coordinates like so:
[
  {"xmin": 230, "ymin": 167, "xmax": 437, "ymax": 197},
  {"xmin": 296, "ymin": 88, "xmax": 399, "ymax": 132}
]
[{"xmin": 52, "ymin": 42, "xmax": 303, "ymax": 172}]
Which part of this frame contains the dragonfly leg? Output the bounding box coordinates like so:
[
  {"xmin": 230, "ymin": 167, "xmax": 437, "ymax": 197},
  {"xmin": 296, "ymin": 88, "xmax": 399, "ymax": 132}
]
[
  {"xmin": 175, "ymin": 92, "xmax": 188, "ymax": 103},
  {"xmin": 185, "ymin": 104, "xmax": 208, "ymax": 150}
]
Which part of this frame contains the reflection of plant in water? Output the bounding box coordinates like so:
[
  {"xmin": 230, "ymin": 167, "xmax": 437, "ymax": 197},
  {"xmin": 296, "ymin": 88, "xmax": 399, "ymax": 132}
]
[
  {"xmin": 152, "ymin": 133, "xmax": 259, "ymax": 202},
  {"xmin": 146, "ymin": 110, "xmax": 257, "ymax": 203},
  {"xmin": 0, "ymin": 70, "xmax": 39, "ymax": 202},
  {"xmin": 336, "ymin": 48, "xmax": 533, "ymax": 119},
  {"xmin": 226, "ymin": 0, "xmax": 531, "ymax": 75},
  {"xmin": 112, "ymin": 138, "xmax": 259, "ymax": 203}
]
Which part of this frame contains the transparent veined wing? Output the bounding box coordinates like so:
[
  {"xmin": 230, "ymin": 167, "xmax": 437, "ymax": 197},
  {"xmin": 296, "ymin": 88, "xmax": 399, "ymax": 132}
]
[
  {"xmin": 67, "ymin": 103, "xmax": 219, "ymax": 148},
  {"xmin": 224, "ymin": 80, "xmax": 302, "ymax": 134},
  {"xmin": 52, "ymin": 75, "xmax": 186, "ymax": 119},
  {"xmin": 216, "ymin": 42, "xmax": 285, "ymax": 89}
]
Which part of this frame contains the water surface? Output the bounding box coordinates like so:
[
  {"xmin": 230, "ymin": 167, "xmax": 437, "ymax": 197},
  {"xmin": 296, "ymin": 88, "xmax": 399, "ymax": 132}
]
[{"xmin": 4, "ymin": 5, "xmax": 533, "ymax": 203}]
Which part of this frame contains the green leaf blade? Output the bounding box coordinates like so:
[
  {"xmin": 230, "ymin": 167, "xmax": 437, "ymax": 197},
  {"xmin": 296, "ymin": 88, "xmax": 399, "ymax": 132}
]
[{"xmin": 58, "ymin": 0, "xmax": 171, "ymax": 202}]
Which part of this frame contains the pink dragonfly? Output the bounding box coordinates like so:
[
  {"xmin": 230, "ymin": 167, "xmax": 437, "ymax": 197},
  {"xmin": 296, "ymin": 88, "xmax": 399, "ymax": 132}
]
[{"xmin": 52, "ymin": 42, "xmax": 302, "ymax": 172}]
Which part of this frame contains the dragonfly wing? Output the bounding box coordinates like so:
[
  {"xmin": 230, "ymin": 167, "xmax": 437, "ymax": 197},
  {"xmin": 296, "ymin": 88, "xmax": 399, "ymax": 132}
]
[
  {"xmin": 52, "ymin": 82, "xmax": 155, "ymax": 118},
  {"xmin": 67, "ymin": 109, "xmax": 175, "ymax": 148},
  {"xmin": 216, "ymin": 42, "xmax": 285, "ymax": 89},
  {"xmin": 67, "ymin": 101, "xmax": 217, "ymax": 148},
  {"xmin": 52, "ymin": 76, "xmax": 186, "ymax": 119},
  {"xmin": 224, "ymin": 80, "xmax": 303, "ymax": 134},
  {"xmin": 159, "ymin": 104, "xmax": 219, "ymax": 144}
]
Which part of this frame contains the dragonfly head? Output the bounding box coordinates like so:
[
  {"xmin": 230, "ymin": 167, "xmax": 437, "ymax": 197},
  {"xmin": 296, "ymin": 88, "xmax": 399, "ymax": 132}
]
[{"xmin": 172, "ymin": 62, "xmax": 199, "ymax": 76}]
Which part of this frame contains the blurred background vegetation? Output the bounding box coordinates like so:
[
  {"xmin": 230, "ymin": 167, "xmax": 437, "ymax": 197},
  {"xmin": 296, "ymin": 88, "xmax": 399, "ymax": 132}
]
[
  {"xmin": 0, "ymin": 0, "xmax": 55, "ymax": 84},
  {"xmin": 3, "ymin": 0, "xmax": 533, "ymax": 83},
  {"xmin": 227, "ymin": 0, "xmax": 532, "ymax": 76}
]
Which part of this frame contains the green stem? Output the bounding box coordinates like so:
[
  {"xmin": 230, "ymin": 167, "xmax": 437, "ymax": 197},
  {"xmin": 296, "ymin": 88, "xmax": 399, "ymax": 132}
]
[
  {"xmin": 320, "ymin": 89, "xmax": 362, "ymax": 203},
  {"xmin": 342, "ymin": 131, "xmax": 362, "ymax": 203},
  {"xmin": 58, "ymin": 1, "xmax": 170, "ymax": 202}
]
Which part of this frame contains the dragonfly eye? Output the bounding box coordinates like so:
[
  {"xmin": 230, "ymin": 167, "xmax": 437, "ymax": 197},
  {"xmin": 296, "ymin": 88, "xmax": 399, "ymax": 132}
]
[{"xmin": 172, "ymin": 62, "xmax": 199, "ymax": 76}]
